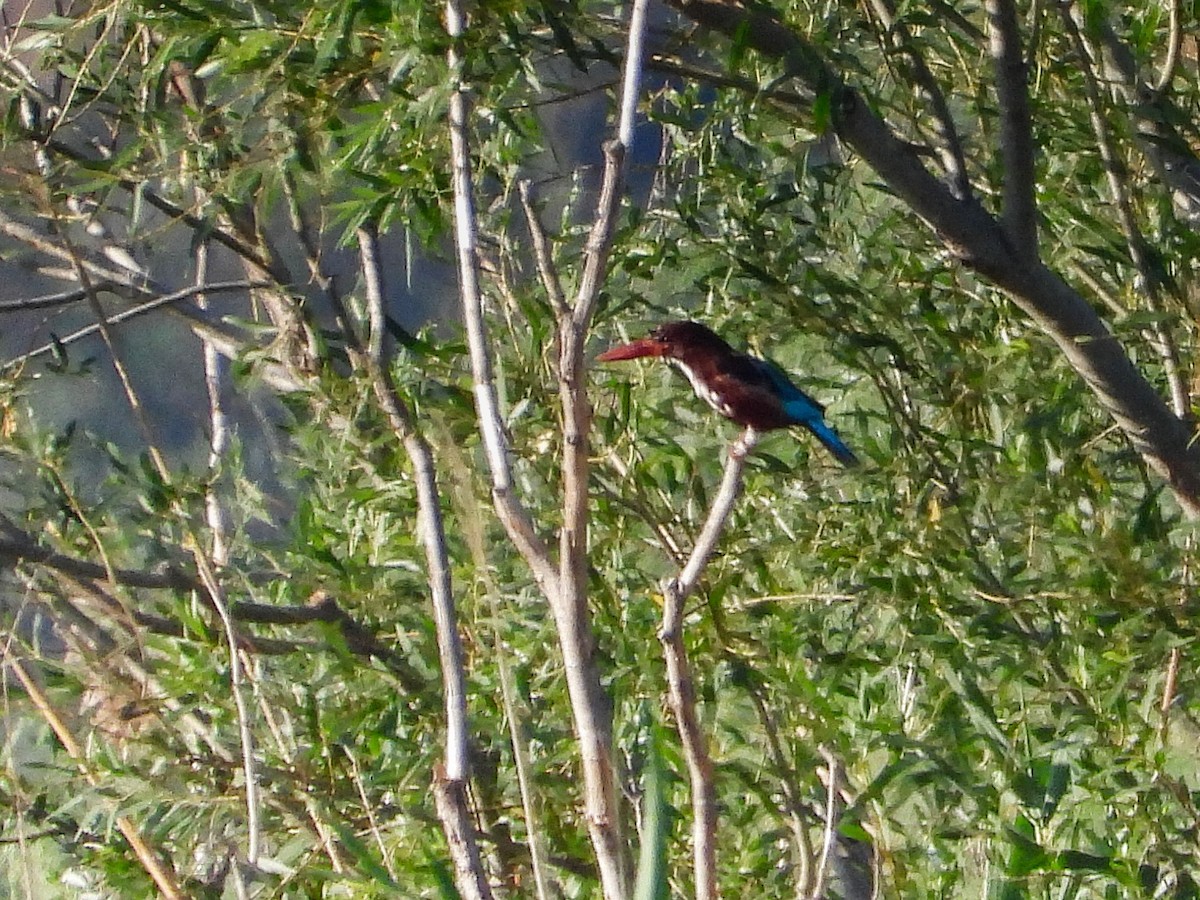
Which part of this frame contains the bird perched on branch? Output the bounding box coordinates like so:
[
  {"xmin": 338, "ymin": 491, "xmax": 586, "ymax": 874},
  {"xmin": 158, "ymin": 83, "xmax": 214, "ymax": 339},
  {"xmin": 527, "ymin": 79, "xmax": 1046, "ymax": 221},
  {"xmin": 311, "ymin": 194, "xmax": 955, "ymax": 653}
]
[{"xmin": 597, "ymin": 320, "xmax": 859, "ymax": 467}]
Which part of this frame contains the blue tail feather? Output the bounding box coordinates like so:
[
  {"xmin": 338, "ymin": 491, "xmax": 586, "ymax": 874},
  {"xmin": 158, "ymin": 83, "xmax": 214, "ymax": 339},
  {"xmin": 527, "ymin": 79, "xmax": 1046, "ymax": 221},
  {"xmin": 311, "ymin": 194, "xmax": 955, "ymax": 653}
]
[
  {"xmin": 754, "ymin": 356, "xmax": 858, "ymax": 466},
  {"xmin": 806, "ymin": 419, "xmax": 859, "ymax": 467}
]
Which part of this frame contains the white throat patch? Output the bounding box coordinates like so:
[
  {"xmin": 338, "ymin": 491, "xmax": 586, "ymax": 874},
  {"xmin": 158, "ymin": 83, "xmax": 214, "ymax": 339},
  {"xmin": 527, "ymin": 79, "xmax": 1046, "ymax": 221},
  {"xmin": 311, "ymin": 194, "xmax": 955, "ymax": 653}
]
[{"xmin": 670, "ymin": 358, "xmax": 733, "ymax": 418}]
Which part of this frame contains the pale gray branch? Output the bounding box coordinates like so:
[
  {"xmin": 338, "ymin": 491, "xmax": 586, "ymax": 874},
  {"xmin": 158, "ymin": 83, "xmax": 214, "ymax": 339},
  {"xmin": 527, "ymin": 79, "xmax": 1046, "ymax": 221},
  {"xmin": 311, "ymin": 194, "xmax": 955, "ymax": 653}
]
[
  {"xmin": 1152, "ymin": 0, "xmax": 1184, "ymax": 94},
  {"xmin": 659, "ymin": 428, "xmax": 760, "ymax": 900},
  {"xmin": 518, "ymin": 180, "xmax": 569, "ymax": 317},
  {"xmin": 350, "ymin": 222, "xmax": 488, "ymax": 892},
  {"xmin": 445, "ymin": 1, "xmax": 561, "ymax": 600},
  {"xmin": 658, "ymin": 588, "xmax": 718, "ymax": 900},
  {"xmin": 810, "ymin": 748, "xmax": 842, "ymax": 900},
  {"xmin": 672, "ymin": 428, "xmax": 760, "ymax": 598},
  {"xmin": 986, "ymin": 0, "xmax": 1038, "ymax": 255}
]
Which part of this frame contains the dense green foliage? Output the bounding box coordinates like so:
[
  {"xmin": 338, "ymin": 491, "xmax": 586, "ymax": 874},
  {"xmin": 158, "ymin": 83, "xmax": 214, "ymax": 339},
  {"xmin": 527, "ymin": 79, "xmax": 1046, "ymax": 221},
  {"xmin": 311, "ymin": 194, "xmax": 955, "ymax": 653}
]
[{"xmin": 2, "ymin": 0, "xmax": 1198, "ymax": 897}]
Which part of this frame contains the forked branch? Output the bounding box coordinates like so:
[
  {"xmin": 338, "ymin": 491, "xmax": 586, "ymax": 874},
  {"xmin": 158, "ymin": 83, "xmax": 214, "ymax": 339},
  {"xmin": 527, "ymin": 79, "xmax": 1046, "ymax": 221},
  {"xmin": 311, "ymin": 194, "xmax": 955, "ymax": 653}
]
[
  {"xmin": 986, "ymin": 0, "xmax": 1038, "ymax": 255},
  {"xmin": 660, "ymin": 427, "xmax": 761, "ymax": 900},
  {"xmin": 446, "ymin": 1, "xmax": 653, "ymax": 895}
]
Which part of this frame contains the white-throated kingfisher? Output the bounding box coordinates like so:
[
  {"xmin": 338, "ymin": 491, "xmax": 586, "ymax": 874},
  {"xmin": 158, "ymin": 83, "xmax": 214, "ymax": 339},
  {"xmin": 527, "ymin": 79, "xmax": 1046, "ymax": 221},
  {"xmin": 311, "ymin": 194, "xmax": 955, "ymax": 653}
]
[{"xmin": 597, "ymin": 320, "xmax": 859, "ymax": 467}]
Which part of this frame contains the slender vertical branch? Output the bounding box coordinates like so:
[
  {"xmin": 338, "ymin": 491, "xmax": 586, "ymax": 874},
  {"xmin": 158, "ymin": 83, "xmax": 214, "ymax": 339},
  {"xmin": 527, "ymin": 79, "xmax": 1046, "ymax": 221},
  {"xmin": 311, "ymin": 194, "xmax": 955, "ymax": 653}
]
[
  {"xmin": 1159, "ymin": 646, "xmax": 1181, "ymax": 743},
  {"xmin": 554, "ymin": 5, "xmax": 651, "ymax": 896},
  {"xmin": 660, "ymin": 428, "xmax": 760, "ymax": 900},
  {"xmin": 864, "ymin": 0, "xmax": 972, "ymax": 200},
  {"xmin": 356, "ymin": 230, "xmax": 471, "ymax": 787},
  {"xmin": 518, "ymin": 180, "xmax": 569, "ymax": 318},
  {"xmin": 448, "ymin": 0, "xmax": 652, "ymax": 895},
  {"xmin": 986, "ymin": 0, "xmax": 1038, "ymax": 256},
  {"xmin": 445, "ymin": 0, "xmax": 561, "ymax": 598},
  {"xmin": 198, "ymin": 244, "xmax": 232, "ymax": 568},
  {"xmin": 1058, "ymin": 8, "xmax": 1190, "ymax": 419},
  {"xmin": 438, "ymin": 424, "xmax": 556, "ymax": 900},
  {"xmin": 740, "ymin": 675, "xmax": 818, "ymax": 894},
  {"xmin": 658, "ymin": 590, "xmax": 718, "ymax": 900},
  {"xmin": 1151, "ymin": 0, "xmax": 1183, "ymax": 95},
  {"xmin": 810, "ymin": 747, "xmax": 843, "ymax": 900},
  {"xmin": 355, "ymin": 226, "xmax": 491, "ymax": 899}
]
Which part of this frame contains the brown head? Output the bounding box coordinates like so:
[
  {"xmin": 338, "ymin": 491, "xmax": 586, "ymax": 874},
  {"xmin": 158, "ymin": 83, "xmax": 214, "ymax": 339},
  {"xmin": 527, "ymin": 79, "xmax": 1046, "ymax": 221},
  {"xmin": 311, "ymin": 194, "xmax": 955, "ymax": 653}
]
[{"xmin": 595, "ymin": 321, "xmax": 734, "ymax": 363}]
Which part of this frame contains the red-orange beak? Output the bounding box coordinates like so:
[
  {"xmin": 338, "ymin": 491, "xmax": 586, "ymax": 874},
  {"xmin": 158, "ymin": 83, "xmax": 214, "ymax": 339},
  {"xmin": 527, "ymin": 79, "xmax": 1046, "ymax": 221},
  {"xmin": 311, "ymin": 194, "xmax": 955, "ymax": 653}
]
[{"xmin": 595, "ymin": 338, "xmax": 666, "ymax": 362}]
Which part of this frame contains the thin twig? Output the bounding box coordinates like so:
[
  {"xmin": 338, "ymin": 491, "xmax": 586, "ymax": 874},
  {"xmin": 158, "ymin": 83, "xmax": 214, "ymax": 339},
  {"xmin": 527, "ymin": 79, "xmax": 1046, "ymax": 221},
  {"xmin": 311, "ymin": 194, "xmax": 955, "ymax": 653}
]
[
  {"xmin": 1058, "ymin": 7, "xmax": 1191, "ymax": 419},
  {"xmin": 344, "ymin": 745, "xmax": 389, "ymax": 877},
  {"xmin": 658, "ymin": 590, "xmax": 718, "ymax": 900},
  {"xmin": 1159, "ymin": 646, "xmax": 1181, "ymax": 743},
  {"xmin": 0, "ymin": 206, "xmax": 156, "ymax": 296},
  {"xmin": 518, "ymin": 180, "xmax": 569, "ymax": 318},
  {"xmin": 356, "ymin": 228, "xmax": 472, "ymax": 786},
  {"xmin": 864, "ymin": 0, "xmax": 972, "ymax": 200},
  {"xmin": 198, "ymin": 245, "xmax": 232, "ymax": 567},
  {"xmin": 4, "ymin": 280, "xmax": 267, "ymax": 368},
  {"xmin": 1152, "ymin": 0, "xmax": 1183, "ymax": 94},
  {"xmin": 0, "ymin": 283, "xmax": 121, "ymax": 311},
  {"xmin": 810, "ymin": 747, "xmax": 844, "ymax": 900},
  {"xmin": 739, "ymin": 673, "xmax": 818, "ymax": 894},
  {"xmin": 6, "ymin": 654, "xmax": 185, "ymax": 898},
  {"xmin": 672, "ymin": 428, "xmax": 761, "ymax": 598}
]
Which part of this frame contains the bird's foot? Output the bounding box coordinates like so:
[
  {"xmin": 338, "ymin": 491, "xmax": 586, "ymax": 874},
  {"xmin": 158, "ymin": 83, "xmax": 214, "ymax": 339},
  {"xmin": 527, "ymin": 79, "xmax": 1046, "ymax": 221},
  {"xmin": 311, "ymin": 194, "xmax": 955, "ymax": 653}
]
[{"xmin": 730, "ymin": 427, "xmax": 759, "ymax": 460}]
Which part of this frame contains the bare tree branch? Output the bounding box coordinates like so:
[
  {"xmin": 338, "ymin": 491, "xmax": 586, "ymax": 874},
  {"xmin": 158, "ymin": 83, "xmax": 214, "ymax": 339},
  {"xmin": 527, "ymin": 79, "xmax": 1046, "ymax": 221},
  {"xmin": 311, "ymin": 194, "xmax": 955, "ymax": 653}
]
[
  {"xmin": 444, "ymin": 6, "xmax": 562, "ymax": 600},
  {"xmin": 518, "ymin": 180, "xmax": 569, "ymax": 318},
  {"xmin": 1058, "ymin": 7, "xmax": 1191, "ymax": 419},
  {"xmin": 2, "ymin": 280, "xmax": 267, "ymax": 369},
  {"xmin": 739, "ymin": 673, "xmax": 818, "ymax": 893},
  {"xmin": 429, "ymin": 773, "xmax": 490, "ymax": 900},
  {"xmin": 0, "ymin": 530, "xmax": 192, "ymax": 591},
  {"xmin": 1152, "ymin": 0, "xmax": 1184, "ymax": 94},
  {"xmin": 555, "ymin": 3, "xmax": 651, "ymax": 894},
  {"xmin": 810, "ymin": 747, "xmax": 843, "ymax": 900},
  {"xmin": 1070, "ymin": 2, "xmax": 1200, "ymax": 228},
  {"xmin": 658, "ymin": 592, "xmax": 718, "ymax": 900},
  {"xmin": 659, "ymin": 428, "xmax": 760, "ymax": 899},
  {"xmin": 986, "ymin": 0, "xmax": 1038, "ymax": 255},
  {"xmin": 864, "ymin": 0, "xmax": 972, "ymax": 200},
  {"xmin": 336, "ymin": 219, "xmax": 493, "ymax": 895},
  {"xmin": 448, "ymin": 2, "xmax": 654, "ymax": 895}
]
